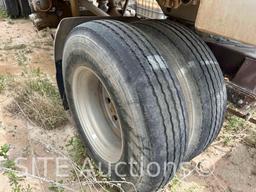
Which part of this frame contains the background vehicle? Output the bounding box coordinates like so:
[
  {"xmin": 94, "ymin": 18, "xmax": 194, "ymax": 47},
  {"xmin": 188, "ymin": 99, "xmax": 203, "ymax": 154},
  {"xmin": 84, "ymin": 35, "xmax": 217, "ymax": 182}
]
[
  {"xmin": 0, "ymin": 0, "xmax": 31, "ymax": 17},
  {"xmin": 1, "ymin": 0, "xmax": 255, "ymax": 191}
]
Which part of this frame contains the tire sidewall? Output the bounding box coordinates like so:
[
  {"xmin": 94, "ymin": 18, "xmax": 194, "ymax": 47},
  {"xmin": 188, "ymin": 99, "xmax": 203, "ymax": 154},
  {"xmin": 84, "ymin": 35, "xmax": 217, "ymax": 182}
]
[
  {"xmin": 3, "ymin": 0, "xmax": 20, "ymax": 18},
  {"xmin": 63, "ymin": 31, "xmax": 148, "ymax": 184},
  {"xmin": 0, "ymin": 0, "xmax": 6, "ymax": 11}
]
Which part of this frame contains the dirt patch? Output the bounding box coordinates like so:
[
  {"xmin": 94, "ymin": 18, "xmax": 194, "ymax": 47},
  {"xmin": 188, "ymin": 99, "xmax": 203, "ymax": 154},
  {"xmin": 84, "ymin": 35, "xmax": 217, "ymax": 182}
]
[
  {"xmin": 0, "ymin": 96, "xmax": 76, "ymax": 192},
  {"xmin": 0, "ymin": 18, "xmax": 75, "ymax": 192},
  {"xmin": 0, "ymin": 19, "xmax": 55, "ymax": 76}
]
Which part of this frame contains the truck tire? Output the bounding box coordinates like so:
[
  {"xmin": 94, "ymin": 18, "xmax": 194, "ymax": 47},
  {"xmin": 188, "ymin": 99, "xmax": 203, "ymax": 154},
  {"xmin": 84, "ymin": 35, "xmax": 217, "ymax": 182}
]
[
  {"xmin": 62, "ymin": 20, "xmax": 188, "ymax": 191},
  {"xmin": 0, "ymin": 0, "xmax": 20, "ymax": 18},
  {"xmin": 0, "ymin": 0, "xmax": 4, "ymax": 11},
  {"xmin": 132, "ymin": 20, "xmax": 227, "ymax": 161},
  {"xmin": 18, "ymin": 0, "xmax": 31, "ymax": 17}
]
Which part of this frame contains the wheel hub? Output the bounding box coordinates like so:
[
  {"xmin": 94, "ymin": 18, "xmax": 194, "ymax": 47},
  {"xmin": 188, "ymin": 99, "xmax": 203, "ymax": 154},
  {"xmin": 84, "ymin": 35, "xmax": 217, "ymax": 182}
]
[{"xmin": 72, "ymin": 66, "xmax": 123, "ymax": 163}]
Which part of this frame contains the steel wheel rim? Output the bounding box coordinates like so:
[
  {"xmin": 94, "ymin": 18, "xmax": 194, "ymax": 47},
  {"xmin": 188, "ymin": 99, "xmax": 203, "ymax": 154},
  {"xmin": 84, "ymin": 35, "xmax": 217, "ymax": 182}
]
[{"xmin": 72, "ymin": 66, "xmax": 123, "ymax": 163}]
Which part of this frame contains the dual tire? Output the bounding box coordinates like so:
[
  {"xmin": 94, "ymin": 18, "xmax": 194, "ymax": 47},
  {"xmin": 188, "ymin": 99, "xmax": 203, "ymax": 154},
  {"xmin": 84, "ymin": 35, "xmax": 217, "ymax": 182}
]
[
  {"xmin": 62, "ymin": 19, "xmax": 226, "ymax": 191},
  {"xmin": 132, "ymin": 20, "xmax": 227, "ymax": 160}
]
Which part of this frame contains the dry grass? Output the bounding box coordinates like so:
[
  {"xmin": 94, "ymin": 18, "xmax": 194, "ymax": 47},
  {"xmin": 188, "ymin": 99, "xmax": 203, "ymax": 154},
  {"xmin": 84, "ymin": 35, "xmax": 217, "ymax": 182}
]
[
  {"xmin": 7, "ymin": 69, "xmax": 68, "ymax": 129},
  {"xmin": 216, "ymin": 110, "xmax": 256, "ymax": 147},
  {"xmin": 0, "ymin": 43, "xmax": 27, "ymax": 51},
  {"xmin": 66, "ymin": 136, "xmax": 87, "ymax": 168},
  {"xmin": 168, "ymin": 177, "xmax": 204, "ymax": 192},
  {"xmin": 0, "ymin": 74, "xmax": 13, "ymax": 93},
  {"xmin": 244, "ymin": 127, "xmax": 256, "ymax": 148}
]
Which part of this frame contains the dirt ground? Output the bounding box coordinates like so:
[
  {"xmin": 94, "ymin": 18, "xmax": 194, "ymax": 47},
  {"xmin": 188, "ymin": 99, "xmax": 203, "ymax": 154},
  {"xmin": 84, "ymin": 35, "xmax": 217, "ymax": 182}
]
[{"xmin": 0, "ymin": 18, "xmax": 255, "ymax": 192}]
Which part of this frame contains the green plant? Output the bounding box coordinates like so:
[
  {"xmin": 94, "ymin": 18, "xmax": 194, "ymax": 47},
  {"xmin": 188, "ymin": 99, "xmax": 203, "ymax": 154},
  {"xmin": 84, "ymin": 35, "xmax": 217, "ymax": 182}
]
[
  {"xmin": 244, "ymin": 126, "xmax": 256, "ymax": 148},
  {"xmin": 0, "ymin": 74, "xmax": 12, "ymax": 93},
  {"xmin": 223, "ymin": 136, "xmax": 232, "ymax": 146},
  {"xmin": 217, "ymin": 114, "xmax": 248, "ymax": 146},
  {"xmin": 0, "ymin": 144, "xmax": 10, "ymax": 158},
  {"xmin": 168, "ymin": 176, "xmax": 204, "ymax": 192},
  {"xmin": 8, "ymin": 69, "xmax": 68, "ymax": 129},
  {"xmin": 7, "ymin": 18, "xmax": 14, "ymax": 25},
  {"xmin": 0, "ymin": 9, "xmax": 7, "ymax": 18},
  {"xmin": 225, "ymin": 114, "xmax": 245, "ymax": 132},
  {"xmin": 26, "ymin": 77, "xmax": 60, "ymax": 99},
  {"xmin": 16, "ymin": 50, "xmax": 28, "ymax": 66},
  {"xmin": 169, "ymin": 177, "xmax": 180, "ymax": 191},
  {"xmin": 2, "ymin": 44, "xmax": 27, "ymax": 51},
  {"xmin": 48, "ymin": 180, "xmax": 64, "ymax": 192},
  {"xmin": 0, "ymin": 144, "xmax": 32, "ymax": 192},
  {"xmin": 66, "ymin": 136, "xmax": 133, "ymax": 191},
  {"xmin": 66, "ymin": 136, "xmax": 87, "ymax": 167}
]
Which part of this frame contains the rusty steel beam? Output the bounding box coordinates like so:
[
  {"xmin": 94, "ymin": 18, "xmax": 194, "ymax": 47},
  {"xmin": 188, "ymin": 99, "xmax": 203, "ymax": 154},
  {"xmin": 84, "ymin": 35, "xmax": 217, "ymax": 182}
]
[
  {"xmin": 226, "ymin": 81, "xmax": 256, "ymax": 112},
  {"xmin": 227, "ymin": 108, "xmax": 256, "ymax": 125},
  {"xmin": 232, "ymin": 57, "xmax": 256, "ymax": 94},
  {"xmin": 70, "ymin": 0, "xmax": 79, "ymax": 16}
]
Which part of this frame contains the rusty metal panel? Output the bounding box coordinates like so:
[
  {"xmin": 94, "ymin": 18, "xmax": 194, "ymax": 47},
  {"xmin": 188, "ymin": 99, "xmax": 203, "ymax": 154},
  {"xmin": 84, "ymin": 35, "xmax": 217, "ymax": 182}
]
[
  {"xmin": 227, "ymin": 108, "xmax": 256, "ymax": 125},
  {"xmin": 196, "ymin": 0, "xmax": 256, "ymax": 46}
]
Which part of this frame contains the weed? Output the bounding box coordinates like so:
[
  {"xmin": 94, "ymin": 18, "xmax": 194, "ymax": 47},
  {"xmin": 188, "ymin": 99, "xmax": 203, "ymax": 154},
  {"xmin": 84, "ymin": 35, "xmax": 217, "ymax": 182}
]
[
  {"xmin": 43, "ymin": 40, "xmax": 53, "ymax": 47},
  {"xmin": 66, "ymin": 136, "xmax": 87, "ymax": 167},
  {"xmin": 169, "ymin": 177, "xmax": 180, "ymax": 190},
  {"xmin": 244, "ymin": 126, "xmax": 256, "ymax": 148},
  {"xmin": 0, "ymin": 144, "xmax": 32, "ymax": 192},
  {"xmin": 0, "ymin": 144, "xmax": 10, "ymax": 158},
  {"xmin": 65, "ymin": 136, "xmax": 127, "ymax": 191},
  {"xmin": 225, "ymin": 114, "xmax": 245, "ymax": 132},
  {"xmin": 48, "ymin": 180, "xmax": 64, "ymax": 192},
  {"xmin": 223, "ymin": 136, "xmax": 232, "ymax": 146},
  {"xmin": 0, "ymin": 74, "xmax": 13, "ymax": 93},
  {"xmin": 1, "ymin": 44, "xmax": 27, "ymax": 51},
  {"xmin": 0, "ymin": 9, "xmax": 7, "ymax": 18},
  {"xmin": 31, "ymin": 40, "xmax": 52, "ymax": 50},
  {"xmin": 26, "ymin": 78, "xmax": 59, "ymax": 99},
  {"xmin": 217, "ymin": 114, "xmax": 246, "ymax": 146},
  {"xmin": 168, "ymin": 176, "xmax": 204, "ymax": 192},
  {"xmin": 7, "ymin": 18, "xmax": 14, "ymax": 24},
  {"xmin": 16, "ymin": 49, "xmax": 28, "ymax": 66},
  {"xmin": 7, "ymin": 68, "xmax": 67, "ymax": 129},
  {"xmin": 218, "ymin": 111, "xmax": 256, "ymax": 147}
]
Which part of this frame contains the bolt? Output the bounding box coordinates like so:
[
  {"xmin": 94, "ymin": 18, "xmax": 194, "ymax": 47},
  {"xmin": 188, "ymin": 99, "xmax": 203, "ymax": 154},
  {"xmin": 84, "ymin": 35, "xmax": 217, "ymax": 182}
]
[
  {"xmin": 113, "ymin": 115, "xmax": 118, "ymax": 121},
  {"xmin": 106, "ymin": 97, "xmax": 111, "ymax": 103}
]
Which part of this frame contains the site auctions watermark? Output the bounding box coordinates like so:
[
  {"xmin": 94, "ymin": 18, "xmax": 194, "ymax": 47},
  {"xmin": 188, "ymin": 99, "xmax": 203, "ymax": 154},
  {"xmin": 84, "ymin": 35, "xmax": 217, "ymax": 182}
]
[{"xmin": 0, "ymin": 156, "xmax": 215, "ymax": 179}]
